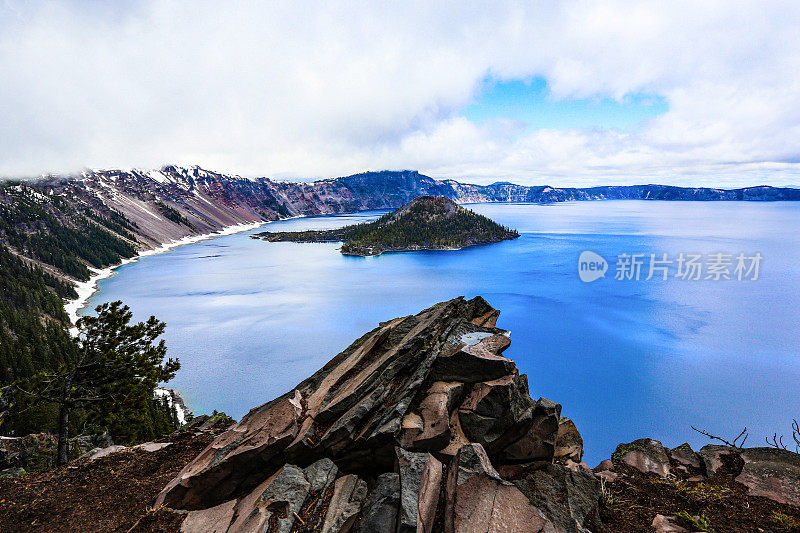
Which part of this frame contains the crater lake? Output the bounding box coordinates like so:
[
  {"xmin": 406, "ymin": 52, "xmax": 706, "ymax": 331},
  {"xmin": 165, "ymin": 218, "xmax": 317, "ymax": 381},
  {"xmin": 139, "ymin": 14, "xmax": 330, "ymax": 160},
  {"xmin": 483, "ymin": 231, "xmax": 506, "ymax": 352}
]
[{"xmin": 80, "ymin": 201, "xmax": 800, "ymax": 465}]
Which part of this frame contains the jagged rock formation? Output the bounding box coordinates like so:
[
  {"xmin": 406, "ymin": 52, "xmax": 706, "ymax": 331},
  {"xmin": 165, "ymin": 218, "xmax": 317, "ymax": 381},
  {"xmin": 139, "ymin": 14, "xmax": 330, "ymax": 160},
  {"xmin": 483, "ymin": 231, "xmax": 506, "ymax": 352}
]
[
  {"xmin": 3, "ymin": 296, "xmax": 798, "ymax": 531},
  {"xmin": 254, "ymin": 196, "xmax": 519, "ymax": 256},
  {"xmin": 155, "ymin": 296, "xmax": 601, "ymax": 532}
]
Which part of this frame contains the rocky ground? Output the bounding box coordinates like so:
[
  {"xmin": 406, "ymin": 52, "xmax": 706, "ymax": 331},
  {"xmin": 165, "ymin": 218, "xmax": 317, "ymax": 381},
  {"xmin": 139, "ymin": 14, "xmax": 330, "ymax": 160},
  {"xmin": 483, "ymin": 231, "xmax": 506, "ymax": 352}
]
[
  {"xmin": 0, "ymin": 416, "xmax": 229, "ymax": 533},
  {"xmin": 599, "ymin": 439, "xmax": 800, "ymax": 532},
  {"xmin": 1, "ymin": 297, "xmax": 799, "ymax": 531}
]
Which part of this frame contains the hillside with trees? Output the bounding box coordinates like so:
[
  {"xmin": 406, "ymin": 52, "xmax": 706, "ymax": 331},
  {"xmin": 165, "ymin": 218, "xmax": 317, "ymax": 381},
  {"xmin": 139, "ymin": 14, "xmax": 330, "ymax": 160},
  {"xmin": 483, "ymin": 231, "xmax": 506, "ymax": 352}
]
[
  {"xmin": 0, "ymin": 181, "xmax": 181, "ymax": 448},
  {"xmin": 254, "ymin": 195, "xmax": 519, "ymax": 256}
]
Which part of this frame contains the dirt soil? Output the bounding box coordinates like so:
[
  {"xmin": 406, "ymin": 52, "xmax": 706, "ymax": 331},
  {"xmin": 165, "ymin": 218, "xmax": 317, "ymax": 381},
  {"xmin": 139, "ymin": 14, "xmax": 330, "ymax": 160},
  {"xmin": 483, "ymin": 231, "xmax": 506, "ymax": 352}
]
[
  {"xmin": 2, "ymin": 429, "xmax": 800, "ymax": 532},
  {"xmin": 0, "ymin": 426, "xmax": 221, "ymax": 533},
  {"xmin": 600, "ymin": 462, "xmax": 800, "ymax": 532}
]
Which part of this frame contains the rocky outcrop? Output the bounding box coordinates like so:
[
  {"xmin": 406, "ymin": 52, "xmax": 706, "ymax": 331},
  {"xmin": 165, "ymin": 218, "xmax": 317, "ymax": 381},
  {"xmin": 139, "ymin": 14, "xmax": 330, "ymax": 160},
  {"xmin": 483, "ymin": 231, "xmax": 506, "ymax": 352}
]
[
  {"xmin": 603, "ymin": 438, "xmax": 800, "ymax": 510},
  {"xmin": 157, "ymin": 297, "xmax": 602, "ymax": 532},
  {"xmin": 612, "ymin": 438, "xmax": 672, "ymax": 477},
  {"xmin": 668, "ymin": 443, "xmax": 703, "ymax": 476},
  {"xmin": 735, "ymin": 448, "xmax": 800, "ymax": 507},
  {"xmin": 554, "ymin": 417, "xmax": 584, "ymax": 467},
  {"xmin": 444, "ymin": 443, "xmax": 552, "ymax": 533}
]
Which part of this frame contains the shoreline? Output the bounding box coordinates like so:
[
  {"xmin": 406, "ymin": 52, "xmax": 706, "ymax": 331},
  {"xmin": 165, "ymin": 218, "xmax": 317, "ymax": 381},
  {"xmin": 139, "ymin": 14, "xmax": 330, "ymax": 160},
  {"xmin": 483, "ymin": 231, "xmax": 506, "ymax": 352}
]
[{"xmin": 63, "ymin": 220, "xmax": 264, "ymax": 332}]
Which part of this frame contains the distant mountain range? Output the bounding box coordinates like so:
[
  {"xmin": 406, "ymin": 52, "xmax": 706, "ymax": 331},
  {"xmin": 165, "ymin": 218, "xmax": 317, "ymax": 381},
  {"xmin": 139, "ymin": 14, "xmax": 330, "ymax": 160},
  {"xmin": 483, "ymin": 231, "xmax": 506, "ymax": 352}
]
[
  {"xmin": 16, "ymin": 166, "xmax": 800, "ymax": 241},
  {"xmin": 4, "ymin": 166, "xmax": 800, "ymax": 269}
]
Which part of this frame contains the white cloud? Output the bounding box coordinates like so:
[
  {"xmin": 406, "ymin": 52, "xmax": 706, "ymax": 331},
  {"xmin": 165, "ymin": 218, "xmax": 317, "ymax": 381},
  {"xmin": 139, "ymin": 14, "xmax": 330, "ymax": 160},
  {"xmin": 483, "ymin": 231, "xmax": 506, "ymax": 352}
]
[{"xmin": 0, "ymin": 0, "xmax": 799, "ymax": 186}]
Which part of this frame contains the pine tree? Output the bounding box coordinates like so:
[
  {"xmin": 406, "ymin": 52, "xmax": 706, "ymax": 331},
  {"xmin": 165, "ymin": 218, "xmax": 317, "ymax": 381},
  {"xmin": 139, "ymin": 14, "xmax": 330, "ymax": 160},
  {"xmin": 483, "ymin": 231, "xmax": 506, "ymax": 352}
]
[{"xmin": 15, "ymin": 302, "xmax": 180, "ymax": 465}]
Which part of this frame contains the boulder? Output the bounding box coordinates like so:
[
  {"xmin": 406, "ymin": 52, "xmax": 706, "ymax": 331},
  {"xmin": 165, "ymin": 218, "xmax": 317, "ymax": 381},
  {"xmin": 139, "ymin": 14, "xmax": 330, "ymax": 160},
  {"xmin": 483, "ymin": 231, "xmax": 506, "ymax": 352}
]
[
  {"xmin": 429, "ymin": 334, "xmax": 515, "ymax": 383},
  {"xmin": 395, "ymin": 448, "xmax": 434, "ymax": 532},
  {"xmin": 70, "ymin": 432, "xmax": 113, "ymax": 456},
  {"xmin": 304, "ymin": 457, "xmax": 338, "ymax": 492},
  {"xmin": 134, "ymin": 441, "xmax": 172, "ymax": 453},
  {"xmin": 668, "ymin": 443, "xmax": 702, "ymax": 475},
  {"xmin": 512, "ymin": 462, "xmax": 602, "ymax": 532},
  {"xmin": 183, "ymin": 415, "xmax": 211, "ymax": 432},
  {"xmin": 554, "ymin": 417, "xmax": 584, "ymax": 466},
  {"xmin": 413, "ymin": 381, "xmax": 464, "ymax": 449},
  {"xmin": 495, "ymin": 398, "xmax": 561, "ymax": 464},
  {"xmin": 457, "ymin": 371, "xmax": 536, "ymax": 453},
  {"xmin": 697, "ymin": 445, "xmax": 744, "ymax": 477},
  {"xmin": 399, "ymin": 412, "xmax": 424, "ymax": 448},
  {"xmin": 444, "ymin": 443, "xmax": 552, "ymax": 533},
  {"xmin": 83, "ymin": 445, "xmax": 129, "ymax": 461},
  {"xmin": 319, "ymin": 474, "xmax": 368, "ymax": 533},
  {"xmin": 178, "ymin": 458, "xmax": 368, "ymax": 533},
  {"xmin": 226, "ymin": 464, "xmax": 311, "ymax": 533},
  {"xmin": 593, "ymin": 459, "xmax": 614, "ymax": 473},
  {"xmin": 296, "ymin": 458, "xmax": 341, "ymax": 530},
  {"xmin": 593, "ymin": 459, "xmax": 618, "ymax": 483},
  {"xmin": 181, "ymin": 500, "xmax": 237, "ymax": 533},
  {"xmin": 736, "ymin": 447, "xmax": 800, "ymax": 507},
  {"xmin": 651, "ymin": 514, "xmax": 691, "ymax": 533},
  {"xmin": 355, "ymin": 473, "xmax": 400, "ymax": 533},
  {"xmin": 496, "ymin": 461, "xmax": 550, "ymax": 481},
  {"xmin": 417, "ymin": 454, "xmax": 444, "ymax": 533},
  {"xmin": 439, "ymin": 410, "xmax": 472, "ymax": 457},
  {"xmin": 613, "ymin": 438, "xmax": 671, "ymax": 477}
]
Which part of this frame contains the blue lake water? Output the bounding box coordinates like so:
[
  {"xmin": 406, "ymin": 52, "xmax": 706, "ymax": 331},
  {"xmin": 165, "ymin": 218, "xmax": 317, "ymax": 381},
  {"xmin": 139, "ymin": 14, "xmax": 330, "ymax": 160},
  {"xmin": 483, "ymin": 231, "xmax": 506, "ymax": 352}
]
[{"xmin": 81, "ymin": 201, "xmax": 800, "ymax": 465}]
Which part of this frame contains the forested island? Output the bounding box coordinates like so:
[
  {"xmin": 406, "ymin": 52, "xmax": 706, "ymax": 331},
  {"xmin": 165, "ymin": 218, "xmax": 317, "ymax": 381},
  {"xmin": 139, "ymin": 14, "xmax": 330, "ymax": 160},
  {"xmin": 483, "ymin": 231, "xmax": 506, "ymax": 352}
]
[{"xmin": 252, "ymin": 195, "xmax": 519, "ymax": 256}]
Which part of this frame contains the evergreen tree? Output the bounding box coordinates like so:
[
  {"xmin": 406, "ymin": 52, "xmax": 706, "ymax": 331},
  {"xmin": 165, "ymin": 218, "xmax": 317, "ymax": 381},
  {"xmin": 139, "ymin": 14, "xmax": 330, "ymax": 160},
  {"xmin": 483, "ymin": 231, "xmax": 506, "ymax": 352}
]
[{"xmin": 15, "ymin": 302, "xmax": 180, "ymax": 465}]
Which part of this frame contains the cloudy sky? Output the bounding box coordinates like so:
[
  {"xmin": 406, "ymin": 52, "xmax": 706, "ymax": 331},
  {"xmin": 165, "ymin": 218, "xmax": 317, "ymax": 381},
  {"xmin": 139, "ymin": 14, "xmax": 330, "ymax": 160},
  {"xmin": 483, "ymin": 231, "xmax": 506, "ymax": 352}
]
[{"xmin": 1, "ymin": 1, "xmax": 799, "ymax": 186}]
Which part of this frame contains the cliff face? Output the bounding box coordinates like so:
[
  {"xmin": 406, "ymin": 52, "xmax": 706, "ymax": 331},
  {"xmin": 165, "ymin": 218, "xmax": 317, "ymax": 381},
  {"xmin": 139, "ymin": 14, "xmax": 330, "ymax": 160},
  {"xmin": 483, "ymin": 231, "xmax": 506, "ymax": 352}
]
[{"xmin": 155, "ymin": 296, "xmax": 603, "ymax": 532}]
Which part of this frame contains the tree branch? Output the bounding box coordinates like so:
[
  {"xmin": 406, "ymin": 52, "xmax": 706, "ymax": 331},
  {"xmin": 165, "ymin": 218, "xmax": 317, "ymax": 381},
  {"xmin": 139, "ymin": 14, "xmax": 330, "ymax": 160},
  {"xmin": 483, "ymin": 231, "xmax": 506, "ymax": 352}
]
[{"xmin": 691, "ymin": 425, "xmax": 748, "ymax": 448}]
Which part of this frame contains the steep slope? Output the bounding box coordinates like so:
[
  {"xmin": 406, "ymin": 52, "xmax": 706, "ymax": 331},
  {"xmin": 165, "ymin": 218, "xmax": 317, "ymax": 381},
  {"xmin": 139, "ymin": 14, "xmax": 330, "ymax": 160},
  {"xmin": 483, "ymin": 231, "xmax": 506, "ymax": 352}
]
[
  {"xmin": 2, "ymin": 166, "xmax": 798, "ymax": 391},
  {"xmin": 5, "ymin": 168, "xmax": 799, "ymax": 273},
  {"xmin": 254, "ymin": 195, "xmax": 520, "ymax": 256}
]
